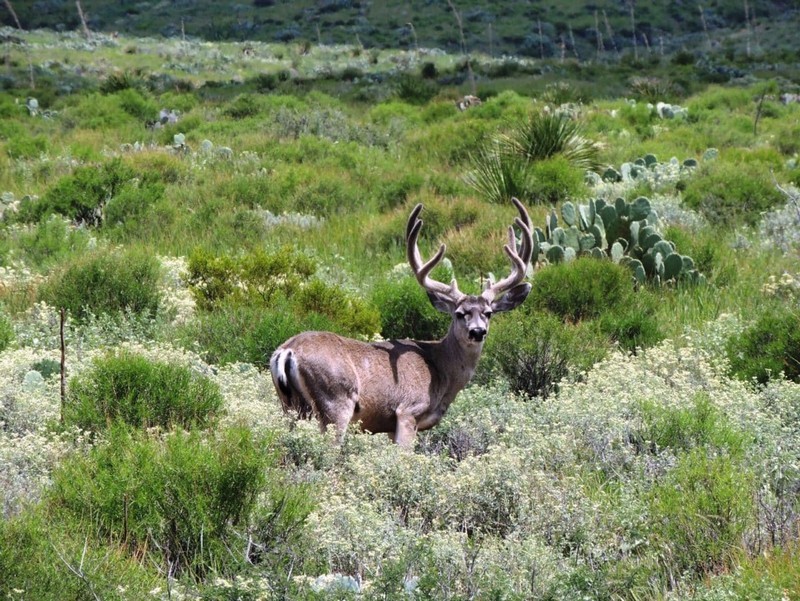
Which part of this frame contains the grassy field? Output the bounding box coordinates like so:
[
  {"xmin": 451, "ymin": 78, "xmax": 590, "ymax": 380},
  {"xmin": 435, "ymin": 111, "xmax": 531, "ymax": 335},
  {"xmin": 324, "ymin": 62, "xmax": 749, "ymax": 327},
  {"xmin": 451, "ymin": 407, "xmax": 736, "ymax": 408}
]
[{"xmin": 1, "ymin": 27, "xmax": 800, "ymax": 600}]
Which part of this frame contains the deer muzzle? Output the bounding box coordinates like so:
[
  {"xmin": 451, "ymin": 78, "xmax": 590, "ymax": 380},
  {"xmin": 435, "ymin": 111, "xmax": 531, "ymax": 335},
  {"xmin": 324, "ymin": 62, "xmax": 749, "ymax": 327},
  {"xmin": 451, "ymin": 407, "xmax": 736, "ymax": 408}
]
[{"xmin": 468, "ymin": 327, "xmax": 487, "ymax": 342}]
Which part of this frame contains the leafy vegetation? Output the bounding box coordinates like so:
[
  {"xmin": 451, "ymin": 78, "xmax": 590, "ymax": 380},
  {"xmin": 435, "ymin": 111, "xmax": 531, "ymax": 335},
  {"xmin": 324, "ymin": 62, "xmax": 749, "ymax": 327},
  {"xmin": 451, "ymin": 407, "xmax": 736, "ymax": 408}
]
[
  {"xmin": 66, "ymin": 350, "xmax": 224, "ymax": 432},
  {"xmin": 1, "ymin": 24, "xmax": 800, "ymax": 601}
]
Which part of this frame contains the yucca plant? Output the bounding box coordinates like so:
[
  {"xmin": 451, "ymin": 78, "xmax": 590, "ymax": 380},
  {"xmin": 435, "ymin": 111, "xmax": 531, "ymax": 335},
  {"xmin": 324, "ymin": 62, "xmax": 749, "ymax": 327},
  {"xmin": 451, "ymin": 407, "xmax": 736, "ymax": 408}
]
[
  {"xmin": 503, "ymin": 112, "xmax": 601, "ymax": 171},
  {"xmin": 628, "ymin": 76, "xmax": 677, "ymax": 103},
  {"xmin": 465, "ymin": 141, "xmax": 533, "ymax": 204},
  {"xmin": 467, "ymin": 112, "xmax": 599, "ymax": 204}
]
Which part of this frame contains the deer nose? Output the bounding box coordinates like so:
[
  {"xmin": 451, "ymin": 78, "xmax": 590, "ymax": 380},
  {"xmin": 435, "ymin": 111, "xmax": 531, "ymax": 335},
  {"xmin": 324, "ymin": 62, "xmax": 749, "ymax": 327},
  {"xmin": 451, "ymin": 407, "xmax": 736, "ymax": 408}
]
[{"xmin": 468, "ymin": 327, "xmax": 487, "ymax": 342}]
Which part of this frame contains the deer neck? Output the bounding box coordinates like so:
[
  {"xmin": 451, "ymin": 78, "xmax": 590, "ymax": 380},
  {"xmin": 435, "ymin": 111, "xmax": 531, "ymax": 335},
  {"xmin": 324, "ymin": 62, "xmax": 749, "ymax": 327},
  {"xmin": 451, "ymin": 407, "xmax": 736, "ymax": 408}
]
[{"xmin": 435, "ymin": 324, "xmax": 484, "ymax": 390}]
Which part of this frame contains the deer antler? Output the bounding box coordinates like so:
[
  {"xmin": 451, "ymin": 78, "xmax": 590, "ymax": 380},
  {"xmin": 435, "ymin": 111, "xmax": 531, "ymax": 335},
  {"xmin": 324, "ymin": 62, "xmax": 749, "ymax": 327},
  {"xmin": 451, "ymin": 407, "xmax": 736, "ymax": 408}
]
[
  {"xmin": 406, "ymin": 204, "xmax": 463, "ymax": 301},
  {"xmin": 483, "ymin": 197, "xmax": 533, "ymax": 302}
]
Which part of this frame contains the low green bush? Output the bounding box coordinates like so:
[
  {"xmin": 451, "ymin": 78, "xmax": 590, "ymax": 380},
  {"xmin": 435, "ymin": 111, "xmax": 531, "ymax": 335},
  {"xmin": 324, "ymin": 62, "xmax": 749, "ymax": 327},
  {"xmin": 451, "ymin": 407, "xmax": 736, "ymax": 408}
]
[
  {"xmin": 727, "ymin": 305, "xmax": 800, "ymax": 384},
  {"xmin": 0, "ymin": 509, "xmax": 158, "ymax": 600},
  {"xmin": 648, "ymin": 448, "xmax": 754, "ymax": 576},
  {"xmin": 65, "ymin": 350, "xmax": 224, "ymax": 432},
  {"xmin": 479, "ymin": 310, "xmax": 607, "ymax": 399},
  {"xmin": 295, "ymin": 279, "xmax": 380, "ymax": 338},
  {"xmin": 99, "ymin": 71, "xmax": 145, "ymax": 94},
  {"xmin": 682, "ymin": 161, "xmax": 785, "ymax": 227},
  {"xmin": 38, "ymin": 247, "xmax": 162, "ymax": 321},
  {"xmin": 69, "ymin": 92, "xmax": 136, "ymax": 129},
  {"xmin": 597, "ymin": 289, "xmax": 663, "ymax": 352},
  {"xmin": 634, "ymin": 394, "xmax": 748, "ymax": 456},
  {"xmin": 114, "ymin": 87, "xmax": 157, "ymax": 121},
  {"xmin": 394, "ymin": 74, "xmax": 438, "ymax": 105},
  {"xmin": 186, "ymin": 247, "xmax": 316, "ymax": 311},
  {"xmin": 527, "ymin": 155, "xmax": 588, "ymax": 205},
  {"xmin": 467, "ymin": 112, "xmax": 599, "ymax": 204},
  {"xmin": 16, "ymin": 158, "xmax": 137, "ymax": 226},
  {"xmin": 224, "ymin": 94, "xmax": 263, "ymax": 119},
  {"xmin": 47, "ymin": 425, "xmax": 309, "ymax": 579},
  {"xmin": 0, "ymin": 310, "xmax": 13, "ymax": 351},
  {"xmin": 528, "ymin": 258, "xmax": 634, "ymax": 322},
  {"xmin": 4, "ymin": 131, "xmax": 49, "ymax": 159},
  {"xmin": 183, "ymin": 301, "xmax": 341, "ymax": 368},
  {"xmin": 371, "ymin": 276, "xmax": 450, "ymax": 340},
  {"xmin": 13, "ymin": 215, "xmax": 91, "ymax": 271},
  {"xmin": 102, "ymin": 180, "xmax": 166, "ymax": 231}
]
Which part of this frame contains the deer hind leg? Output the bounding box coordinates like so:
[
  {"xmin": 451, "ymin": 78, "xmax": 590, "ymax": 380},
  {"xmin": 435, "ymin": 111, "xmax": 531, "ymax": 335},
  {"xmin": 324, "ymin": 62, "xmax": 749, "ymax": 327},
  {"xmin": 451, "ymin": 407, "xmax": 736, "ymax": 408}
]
[{"xmin": 317, "ymin": 393, "xmax": 358, "ymax": 443}]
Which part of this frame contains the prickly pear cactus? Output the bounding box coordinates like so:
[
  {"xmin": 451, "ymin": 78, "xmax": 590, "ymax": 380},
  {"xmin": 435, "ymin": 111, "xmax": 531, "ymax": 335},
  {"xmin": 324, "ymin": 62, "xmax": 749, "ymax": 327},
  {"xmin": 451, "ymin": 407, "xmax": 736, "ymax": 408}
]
[{"xmin": 536, "ymin": 195, "xmax": 705, "ymax": 286}]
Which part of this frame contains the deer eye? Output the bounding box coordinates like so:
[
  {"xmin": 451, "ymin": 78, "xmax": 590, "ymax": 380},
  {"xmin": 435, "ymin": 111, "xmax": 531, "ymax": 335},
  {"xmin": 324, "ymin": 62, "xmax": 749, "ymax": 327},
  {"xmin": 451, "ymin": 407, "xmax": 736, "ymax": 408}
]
[
  {"xmin": 484, "ymin": 311, "xmax": 493, "ymax": 319},
  {"xmin": 454, "ymin": 311, "xmax": 466, "ymax": 320}
]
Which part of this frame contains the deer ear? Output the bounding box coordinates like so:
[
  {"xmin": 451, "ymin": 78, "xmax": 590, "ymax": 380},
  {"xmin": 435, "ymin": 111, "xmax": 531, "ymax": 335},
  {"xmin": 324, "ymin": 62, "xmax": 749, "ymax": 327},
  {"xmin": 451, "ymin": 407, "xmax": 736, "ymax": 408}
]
[
  {"xmin": 490, "ymin": 282, "xmax": 531, "ymax": 313},
  {"xmin": 426, "ymin": 290, "xmax": 457, "ymax": 314}
]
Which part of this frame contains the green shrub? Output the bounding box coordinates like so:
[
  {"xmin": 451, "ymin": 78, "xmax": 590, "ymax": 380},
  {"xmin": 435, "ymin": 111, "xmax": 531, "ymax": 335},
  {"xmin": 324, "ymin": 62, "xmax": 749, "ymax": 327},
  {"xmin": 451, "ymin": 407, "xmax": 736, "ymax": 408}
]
[
  {"xmin": 682, "ymin": 161, "xmax": 785, "ymax": 227},
  {"xmin": 114, "ymin": 87, "xmax": 157, "ymax": 121},
  {"xmin": 103, "ymin": 180, "xmax": 166, "ymax": 230},
  {"xmin": 69, "ymin": 92, "xmax": 135, "ymax": 129},
  {"xmin": 528, "ymin": 258, "xmax": 634, "ymax": 322},
  {"xmin": 527, "ymin": 155, "xmax": 588, "ymax": 205},
  {"xmin": 467, "ymin": 112, "xmax": 599, "ymax": 203},
  {"xmin": 224, "ymin": 94, "xmax": 263, "ymax": 119},
  {"xmin": 38, "ymin": 248, "xmax": 162, "ymax": 321},
  {"xmin": 99, "ymin": 71, "xmax": 145, "ymax": 94},
  {"xmin": 394, "ymin": 74, "xmax": 438, "ymax": 105},
  {"xmin": 597, "ymin": 289, "xmax": 663, "ymax": 352},
  {"xmin": 48, "ymin": 425, "xmax": 306, "ymax": 578},
  {"xmin": 295, "ymin": 279, "xmax": 380, "ymax": 338},
  {"xmin": 16, "ymin": 158, "xmax": 137, "ymax": 226},
  {"xmin": 374, "ymin": 173, "xmax": 425, "ymax": 211},
  {"xmin": 0, "ymin": 509, "xmax": 158, "ymax": 600},
  {"xmin": 5, "ymin": 132, "xmax": 49, "ymax": 159},
  {"xmin": 14, "ymin": 215, "xmax": 91, "ymax": 270},
  {"xmin": 480, "ymin": 311, "xmax": 607, "ymax": 399},
  {"xmin": 648, "ymin": 448, "xmax": 754, "ymax": 576},
  {"xmin": 634, "ymin": 394, "xmax": 748, "ymax": 456},
  {"xmin": 0, "ymin": 310, "xmax": 13, "ymax": 351},
  {"xmin": 465, "ymin": 143, "xmax": 533, "ymax": 205},
  {"xmin": 371, "ymin": 276, "xmax": 450, "ymax": 340},
  {"xmin": 183, "ymin": 301, "xmax": 339, "ymax": 368},
  {"xmin": 727, "ymin": 305, "xmax": 800, "ymax": 384},
  {"xmin": 186, "ymin": 247, "xmax": 316, "ymax": 311},
  {"xmin": 65, "ymin": 351, "xmax": 224, "ymax": 432}
]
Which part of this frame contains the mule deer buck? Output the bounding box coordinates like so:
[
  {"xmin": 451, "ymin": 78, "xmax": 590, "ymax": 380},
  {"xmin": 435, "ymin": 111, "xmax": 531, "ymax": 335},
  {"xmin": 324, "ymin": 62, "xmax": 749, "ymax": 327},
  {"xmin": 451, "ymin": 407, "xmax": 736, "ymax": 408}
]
[{"xmin": 270, "ymin": 198, "xmax": 534, "ymax": 447}]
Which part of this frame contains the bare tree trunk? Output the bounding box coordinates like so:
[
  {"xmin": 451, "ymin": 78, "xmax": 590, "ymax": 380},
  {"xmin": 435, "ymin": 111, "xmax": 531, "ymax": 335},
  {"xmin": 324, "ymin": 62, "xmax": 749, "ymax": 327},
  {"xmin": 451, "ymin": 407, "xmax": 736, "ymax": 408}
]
[
  {"xmin": 407, "ymin": 21, "xmax": 418, "ymax": 54},
  {"xmin": 698, "ymin": 4, "xmax": 712, "ymax": 48},
  {"xmin": 594, "ymin": 11, "xmax": 605, "ymax": 59},
  {"xmin": 446, "ymin": 0, "xmax": 476, "ymax": 95},
  {"xmin": 60, "ymin": 308, "xmax": 66, "ymax": 425},
  {"xmin": 743, "ymin": 0, "xmax": 752, "ymax": 57},
  {"xmin": 603, "ymin": 10, "xmax": 618, "ymax": 55},
  {"xmin": 3, "ymin": 0, "xmax": 34, "ymax": 88},
  {"xmin": 2, "ymin": 0, "xmax": 22, "ymax": 29},
  {"xmin": 629, "ymin": 1, "xmax": 638, "ymax": 60},
  {"xmin": 75, "ymin": 0, "xmax": 90, "ymax": 38},
  {"xmin": 568, "ymin": 25, "xmax": 579, "ymax": 59},
  {"xmin": 537, "ymin": 18, "xmax": 544, "ymax": 59}
]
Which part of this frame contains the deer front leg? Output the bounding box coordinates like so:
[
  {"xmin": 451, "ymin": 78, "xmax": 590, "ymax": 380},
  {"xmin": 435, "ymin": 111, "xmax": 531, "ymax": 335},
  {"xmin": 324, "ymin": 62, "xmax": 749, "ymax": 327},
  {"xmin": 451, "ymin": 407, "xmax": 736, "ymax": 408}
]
[{"xmin": 394, "ymin": 411, "xmax": 418, "ymax": 449}]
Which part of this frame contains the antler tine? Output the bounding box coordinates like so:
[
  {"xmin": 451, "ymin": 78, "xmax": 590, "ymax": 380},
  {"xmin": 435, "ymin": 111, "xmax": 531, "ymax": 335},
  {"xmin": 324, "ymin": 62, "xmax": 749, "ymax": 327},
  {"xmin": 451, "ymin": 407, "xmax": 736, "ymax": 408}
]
[
  {"xmin": 484, "ymin": 198, "xmax": 534, "ymax": 301},
  {"xmin": 406, "ymin": 204, "xmax": 462, "ymax": 299}
]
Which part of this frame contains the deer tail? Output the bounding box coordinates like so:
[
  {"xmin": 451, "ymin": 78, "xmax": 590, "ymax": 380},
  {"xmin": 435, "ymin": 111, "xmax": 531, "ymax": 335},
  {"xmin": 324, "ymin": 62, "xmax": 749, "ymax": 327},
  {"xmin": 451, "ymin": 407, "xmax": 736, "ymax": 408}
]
[{"xmin": 269, "ymin": 348, "xmax": 314, "ymax": 419}]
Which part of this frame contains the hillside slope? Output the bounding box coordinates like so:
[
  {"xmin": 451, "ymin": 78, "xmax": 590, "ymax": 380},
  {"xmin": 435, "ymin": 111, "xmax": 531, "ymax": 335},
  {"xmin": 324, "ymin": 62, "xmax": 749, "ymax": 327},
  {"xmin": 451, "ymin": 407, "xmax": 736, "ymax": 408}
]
[{"xmin": 4, "ymin": 0, "xmax": 799, "ymax": 59}]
